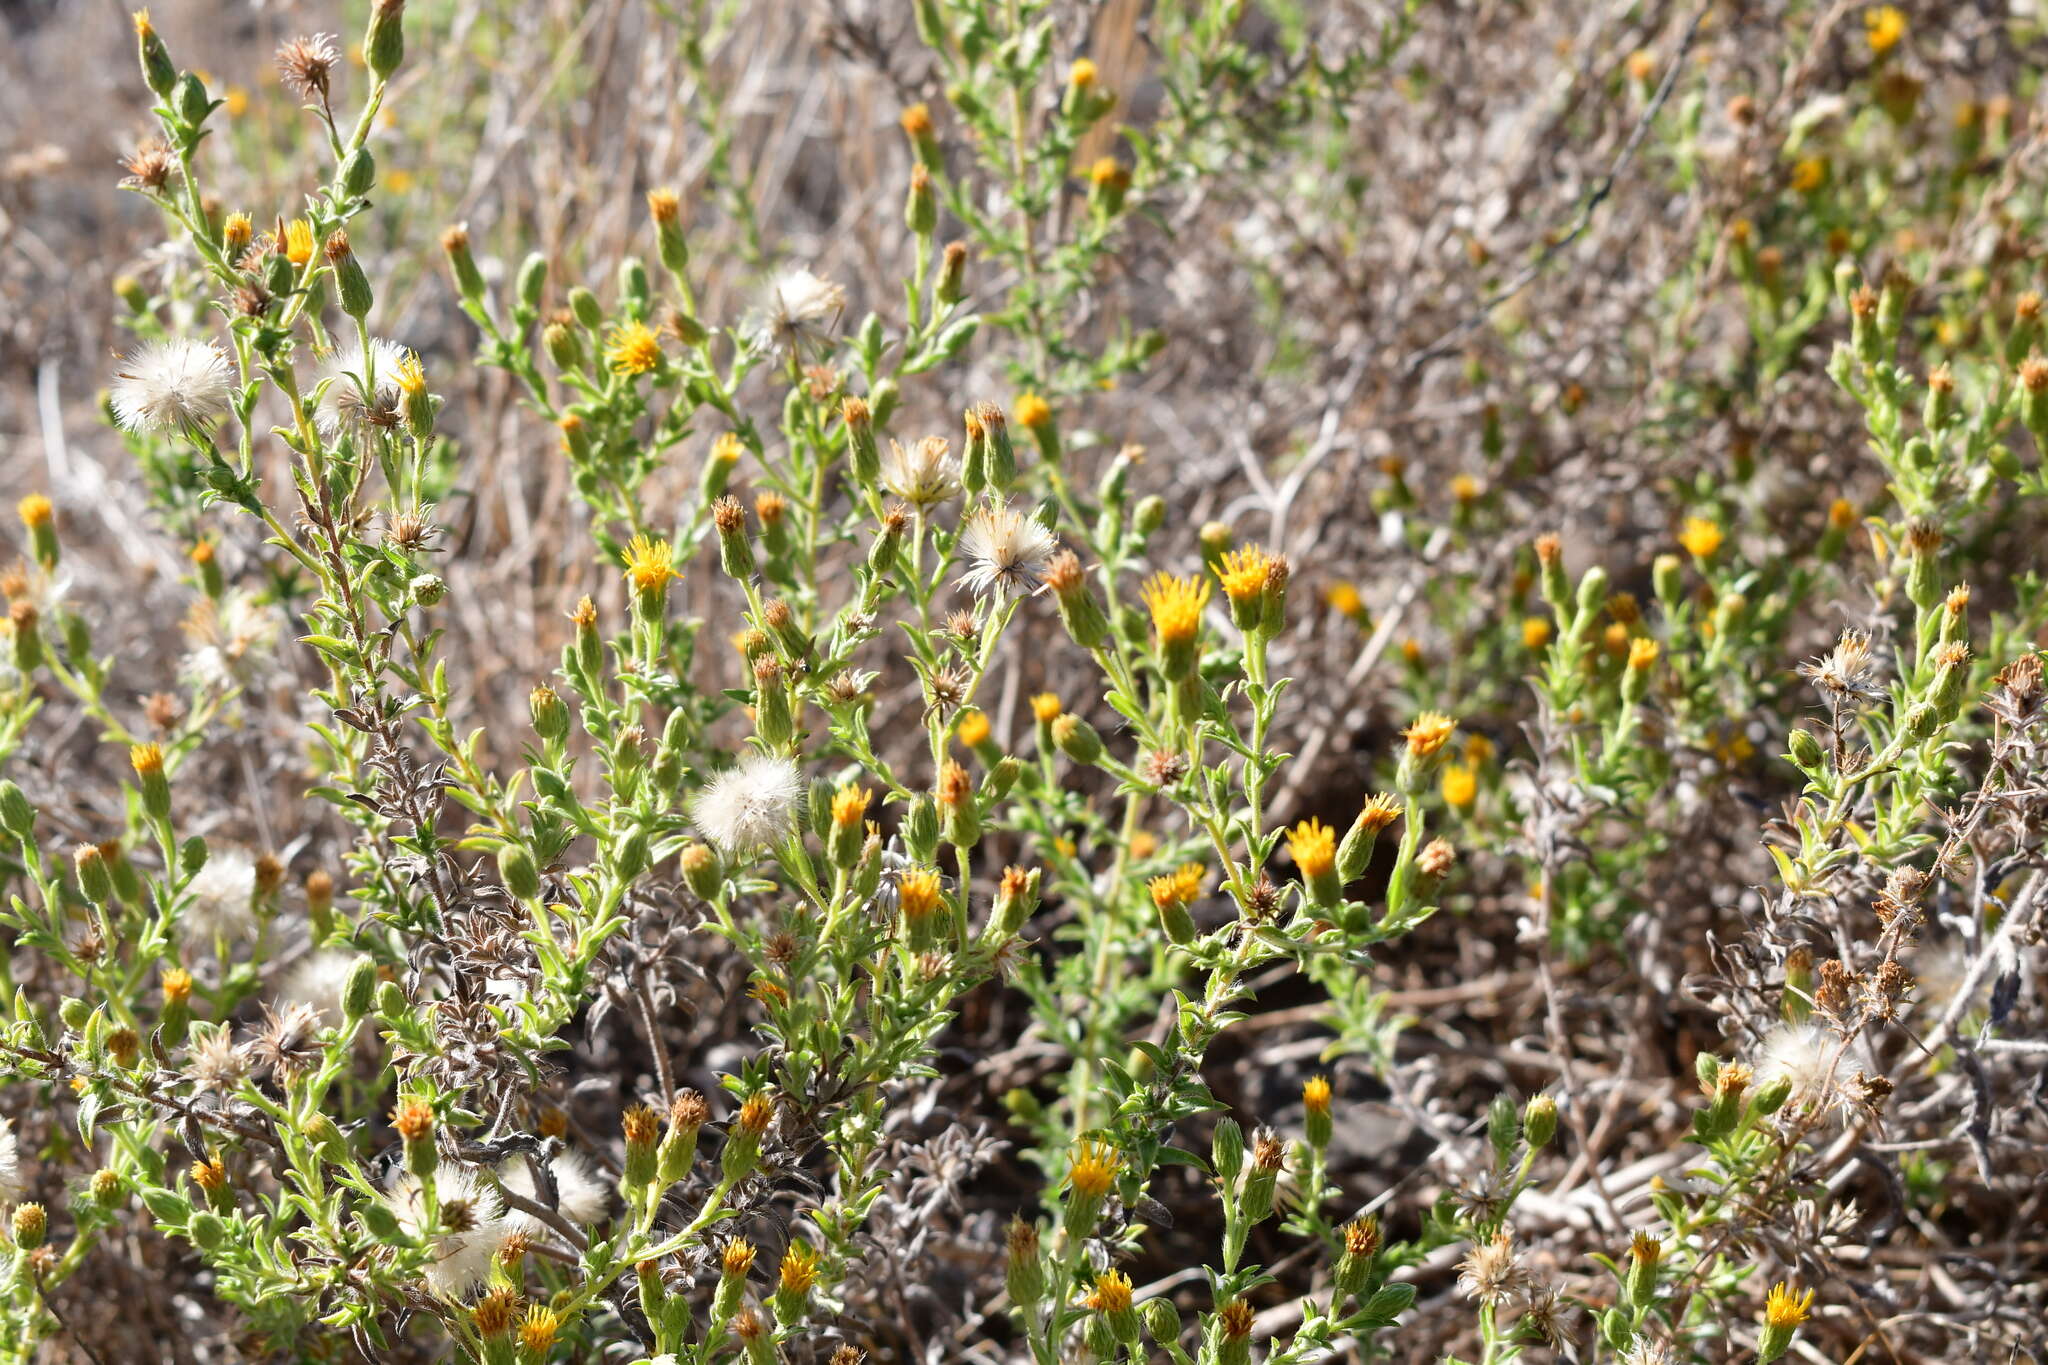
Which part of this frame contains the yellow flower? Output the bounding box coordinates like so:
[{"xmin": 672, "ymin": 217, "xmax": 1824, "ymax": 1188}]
[
  {"xmin": 1463, "ymin": 733, "xmax": 1496, "ymax": 766},
  {"xmin": 1401, "ymin": 711, "xmax": 1457, "ymax": 760},
  {"xmin": 779, "ymin": 1242, "xmax": 820, "ymax": 1295},
  {"xmin": 1066, "ymin": 1141, "xmax": 1120, "ymax": 1198},
  {"xmin": 1302, "ymin": 1075, "xmax": 1332, "ymax": 1117},
  {"xmin": 1286, "ymin": 818, "xmax": 1336, "ymax": 879},
  {"xmin": 1828, "ymin": 497, "xmax": 1857, "ymax": 531},
  {"xmin": 1014, "ymin": 392, "xmax": 1052, "ymax": 429},
  {"xmin": 384, "ymin": 167, "xmax": 415, "ymax": 194},
  {"xmin": 712, "ymin": 431, "xmax": 746, "ymax": 466},
  {"xmin": 1679, "ymin": 516, "xmax": 1724, "ymax": 560},
  {"xmin": 1354, "ymin": 793, "xmax": 1402, "ymax": 833},
  {"xmin": 223, "ymin": 85, "xmax": 249, "ymax": 117},
  {"xmin": 1864, "ymin": 5, "xmax": 1905, "ymax": 55},
  {"xmin": 129, "ymin": 742, "xmax": 165, "ymax": 776},
  {"xmin": 1789, "ymin": 157, "xmax": 1827, "ymax": 193},
  {"xmin": 1399, "ymin": 638, "xmax": 1422, "ymax": 665},
  {"xmin": 1627, "ymin": 637, "xmax": 1660, "ymax": 670},
  {"xmin": 1450, "ymin": 473, "xmax": 1481, "ymax": 503},
  {"xmin": 830, "ymin": 784, "xmax": 870, "ymax": 828},
  {"xmin": 1324, "ymin": 580, "xmax": 1365, "ymax": 618},
  {"xmin": 518, "ymin": 1305, "xmax": 560, "ymax": 1353},
  {"xmin": 1521, "ymin": 616, "xmax": 1552, "ymax": 650},
  {"xmin": 1068, "ymin": 58, "xmax": 1098, "ymax": 89},
  {"xmin": 1440, "ymin": 763, "xmax": 1477, "ymax": 809},
  {"xmin": 1764, "ymin": 1281, "xmax": 1814, "ymax": 1329},
  {"xmin": 1140, "ymin": 572, "xmax": 1209, "ymax": 645},
  {"xmin": 1030, "ymin": 692, "xmax": 1063, "ymax": 723},
  {"xmin": 621, "ymin": 534, "xmax": 679, "ymax": 592},
  {"xmin": 17, "ymin": 494, "xmax": 52, "ymax": 529},
  {"xmin": 1215, "ymin": 545, "xmax": 1275, "ymax": 605},
  {"xmin": 606, "ymin": 321, "xmax": 663, "ymax": 375},
  {"xmin": 956, "ymin": 709, "xmax": 991, "ymax": 747},
  {"xmin": 1086, "ymin": 1270, "xmax": 1132, "ymax": 1314},
  {"xmin": 284, "ymin": 218, "xmax": 315, "ymax": 266},
  {"xmin": 394, "ymin": 352, "xmax": 426, "ymax": 396},
  {"xmin": 897, "ymin": 868, "xmax": 943, "ymax": 921},
  {"xmin": 1149, "ymin": 862, "xmax": 1205, "ymax": 909}
]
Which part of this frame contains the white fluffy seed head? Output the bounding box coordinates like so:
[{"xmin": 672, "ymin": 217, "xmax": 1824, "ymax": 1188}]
[
  {"xmin": 180, "ymin": 847, "xmax": 260, "ymax": 948},
  {"xmin": 690, "ymin": 752, "xmax": 804, "ymax": 855},
  {"xmin": 0, "ymin": 1117, "xmax": 22, "ymax": 1205},
  {"xmin": 956, "ymin": 501, "xmax": 1058, "ymax": 600},
  {"xmin": 498, "ymin": 1149, "xmax": 612, "ymax": 1228},
  {"xmin": 109, "ymin": 338, "xmax": 234, "ymax": 434},
  {"xmin": 281, "ymin": 950, "xmax": 360, "ymax": 1025},
  {"xmin": 1756, "ymin": 1023, "xmax": 1835, "ymax": 1109},
  {"xmin": 383, "ymin": 1162, "xmax": 513, "ymax": 1299},
  {"xmin": 315, "ymin": 337, "xmax": 410, "ymax": 440},
  {"xmin": 743, "ymin": 268, "xmax": 846, "ymax": 356}
]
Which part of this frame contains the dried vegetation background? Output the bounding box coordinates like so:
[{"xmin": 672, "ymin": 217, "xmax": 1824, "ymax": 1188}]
[{"xmin": 2, "ymin": 0, "xmax": 2046, "ymax": 1361}]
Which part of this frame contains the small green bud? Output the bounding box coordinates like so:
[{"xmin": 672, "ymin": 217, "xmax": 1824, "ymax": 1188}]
[
  {"xmin": 517, "ymin": 253, "xmax": 551, "ymax": 315},
  {"xmin": 339, "ymin": 147, "xmax": 376, "ymax": 199},
  {"xmin": 0, "ymin": 780, "xmax": 33, "ymax": 837},
  {"xmin": 365, "ymin": 0, "xmax": 405, "ymax": 79},
  {"xmin": 1132, "ymin": 494, "xmax": 1167, "ymax": 539},
  {"xmin": 1487, "ymin": 1092, "xmax": 1519, "ymax": 1162},
  {"xmin": 342, "ymin": 956, "xmax": 377, "ymax": 1020},
  {"xmin": 74, "ymin": 844, "xmax": 113, "ymax": 905},
  {"xmin": 497, "ymin": 843, "xmax": 542, "ymax": 900},
  {"xmin": 530, "ymin": 685, "xmax": 569, "ymax": 741}
]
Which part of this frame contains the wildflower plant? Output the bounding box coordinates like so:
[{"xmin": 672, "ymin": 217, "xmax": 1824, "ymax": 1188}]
[{"xmin": 2, "ymin": 3, "xmax": 2046, "ymax": 1364}]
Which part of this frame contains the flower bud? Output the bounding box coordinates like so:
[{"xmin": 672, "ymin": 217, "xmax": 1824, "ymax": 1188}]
[
  {"xmin": 135, "ymin": 11, "xmax": 177, "ymax": 98},
  {"xmin": 11, "ymin": 1202, "xmax": 47, "ymax": 1250},
  {"xmin": 680, "ymin": 843, "xmax": 720, "ymax": 900},
  {"xmin": 74, "ymin": 844, "xmax": 113, "ymax": 905},
  {"xmin": 441, "ymin": 224, "xmax": 486, "ymax": 301},
  {"xmin": 1004, "ymin": 1218, "xmax": 1044, "ymax": 1308},
  {"xmin": 325, "ymin": 232, "xmax": 373, "ymax": 319},
  {"xmin": 365, "ymin": 0, "xmax": 405, "ymax": 79},
  {"xmin": 935, "ymin": 240, "xmax": 967, "ymax": 306},
  {"xmin": 497, "ymin": 843, "xmax": 542, "ymax": 900},
  {"xmin": 0, "ymin": 780, "xmax": 33, "ymax": 838},
  {"xmin": 622, "ymin": 1103, "xmax": 660, "ymax": 1193},
  {"xmin": 339, "ymin": 146, "xmax": 377, "ymax": 199},
  {"xmin": 1240, "ymin": 1130, "xmax": 1283, "ymax": 1224},
  {"xmin": 130, "ymin": 743, "xmax": 170, "ymax": 821},
  {"xmin": 1050, "ymin": 713, "xmax": 1103, "ymax": 766},
  {"xmin": 906, "ymin": 164, "xmax": 937, "ymax": 236},
  {"xmin": 989, "ymin": 864, "xmax": 1039, "ymax": 939},
  {"xmin": 530, "ymin": 685, "xmax": 569, "ymax": 742},
  {"xmin": 1302, "ymin": 1075, "xmax": 1333, "ymax": 1149}
]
